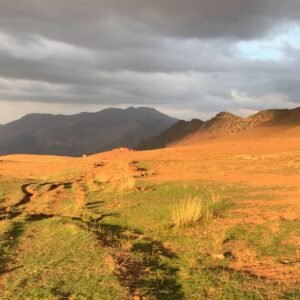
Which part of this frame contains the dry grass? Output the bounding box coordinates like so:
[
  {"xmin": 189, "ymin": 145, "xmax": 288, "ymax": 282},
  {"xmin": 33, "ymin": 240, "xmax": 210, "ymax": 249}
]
[
  {"xmin": 119, "ymin": 237, "xmax": 133, "ymax": 251},
  {"xmin": 101, "ymin": 174, "xmax": 136, "ymax": 194},
  {"xmin": 103, "ymin": 250, "xmax": 132, "ymax": 275},
  {"xmin": 205, "ymin": 229, "xmax": 226, "ymax": 256},
  {"xmin": 104, "ymin": 163, "xmax": 136, "ymax": 193},
  {"xmin": 172, "ymin": 196, "xmax": 204, "ymax": 227},
  {"xmin": 118, "ymin": 175, "xmax": 136, "ymax": 193},
  {"xmin": 172, "ymin": 191, "xmax": 221, "ymax": 227},
  {"xmin": 208, "ymin": 189, "xmax": 221, "ymax": 203},
  {"xmin": 103, "ymin": 251, "xmax": 118, "ymax": 274}
]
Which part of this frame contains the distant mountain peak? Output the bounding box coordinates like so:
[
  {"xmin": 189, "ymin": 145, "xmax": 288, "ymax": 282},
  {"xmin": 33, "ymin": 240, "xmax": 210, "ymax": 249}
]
[
  {"xmin": 0, "ymin": 107, "xmax": 177, "ymax": 156},
  {"xmin": 215, "ymin": 111, "xmax": 240, "ymax": 119},
  {"xmin": 203, "ymin": 111, "xmax": 243, "ymax": 134}
]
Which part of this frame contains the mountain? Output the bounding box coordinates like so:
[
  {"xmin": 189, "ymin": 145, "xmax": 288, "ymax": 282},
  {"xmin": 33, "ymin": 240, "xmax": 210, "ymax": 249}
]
[
  {"xmin": 0, "ymin": 107, "xmax": 177, "ymax": 156},
  {"xmin": 177, "ymin": 107, "xmax": 300, "ymax": 146},
  {"xmin": 137, "ymin": 107, "xmax": 300, "ymax": 149},
  {"xmin": 137, "ymin": 119, "xmax": 204, "ymax": 150},
  {"xmin": 248, "ymin": 107, "xmax": 300, "ymax": 126}
]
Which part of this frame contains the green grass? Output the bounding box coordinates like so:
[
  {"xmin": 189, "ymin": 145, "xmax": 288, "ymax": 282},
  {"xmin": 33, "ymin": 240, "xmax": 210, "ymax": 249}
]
[
  {"xmin": 1, "ymin": 217, "xmax": 126, "ymax": 300},
  {"xmin": 179, "ymin": 260, "xmax": 281, "ymax": 299},
  {"xmin": 83, "ymin": 181, "xmax": 299, "ymax": 298},
  {"xmin": 0, "ymin": 219, "xmax": 25, "ymax": 277},
  {"xmin": 87, "ymin": 181, "xmax": 232, "ymax": 230},
  {"xmin": 0, "ymin": 188, "xmax": 5, "ymax": 204},
  {"xmin": 1, "ymin": 175, "xmax": 299, "ymax": 299},
  {"xmin": 0, "ymin": 179, "xmax": 25, "ymax": 207},
  {"xmin": 226, "ymin": 220, "xmax": 300, "ymax": 258}
]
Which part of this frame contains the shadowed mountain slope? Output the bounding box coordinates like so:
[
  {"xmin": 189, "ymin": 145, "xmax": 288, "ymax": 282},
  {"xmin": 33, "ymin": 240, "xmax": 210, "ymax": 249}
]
[
  {"xmin": 137, "ymin": 119, "xmax": 204, "ymax": 150},
  {"xmin": 0, "ymin": 107, "xmax": 177, "ymax": 156}
]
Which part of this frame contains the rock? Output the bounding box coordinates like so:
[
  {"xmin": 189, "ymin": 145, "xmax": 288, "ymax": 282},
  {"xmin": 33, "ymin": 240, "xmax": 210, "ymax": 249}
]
[
  {"xmin": 211, "ymin": 254, "xmax": 225, "ymax": 260},
  {"xmin": 223, "ymin": 251, "xmax": 235, "ymax": 259},
  {"xmin": 211, "ymin": 251, "xmax": 235, "ymax": 260}
]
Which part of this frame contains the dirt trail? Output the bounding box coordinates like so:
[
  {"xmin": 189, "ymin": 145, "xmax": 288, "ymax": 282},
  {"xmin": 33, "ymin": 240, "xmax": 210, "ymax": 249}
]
[
  {"xmin": 0, "ymin": 178, "xmax": 88, "ymax": 222},
  {"xmin": 17, "ymin": 184, "xmax": 34, "ymax": 206},
  {"xmin": 0, "ymin": 183, "xmax": 35, "ymax": 220}
]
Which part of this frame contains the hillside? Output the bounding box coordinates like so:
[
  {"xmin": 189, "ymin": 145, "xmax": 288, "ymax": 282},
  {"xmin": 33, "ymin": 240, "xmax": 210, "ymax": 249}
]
[
  {"xmin": 0, "ymin": 107, "xmax": 177, "ymax": 156},
  {"xmin": 0, "ymin": 131, "xmax": 299, "ymax": 299},
  {"xmin": 164, "ymin": 108, "xmax": 300, "ymax": 146},
  {"xmin": 137, "ymin": 119, "xmax": 204, "ymax": 150}
]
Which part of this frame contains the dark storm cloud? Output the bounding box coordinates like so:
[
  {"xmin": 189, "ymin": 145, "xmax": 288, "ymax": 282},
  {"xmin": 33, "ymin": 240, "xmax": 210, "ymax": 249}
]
[
  {"xmin": 1, "ymin": 0, "xmax": 300, "ymax": 43},
  {"xmin": 0, "ymin": 0, "xmax": 300, "ymax": 122}
]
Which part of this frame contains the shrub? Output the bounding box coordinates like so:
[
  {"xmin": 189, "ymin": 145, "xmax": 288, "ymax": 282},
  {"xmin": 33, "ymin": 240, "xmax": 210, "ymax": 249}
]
[
  {"xmin": 118, "ymin": 175, "xmax": 136, "ymax": 193},
  {"xmin": 172, "ymin": 196, "xmax": 204, "ymax": 227},
  {"xmin": 172, "ymin": 191, "xmax": 222, "ymax": 227},
  {"xmin": 208, "ymin": 189, "xmax": 221, "ymax": 203}
]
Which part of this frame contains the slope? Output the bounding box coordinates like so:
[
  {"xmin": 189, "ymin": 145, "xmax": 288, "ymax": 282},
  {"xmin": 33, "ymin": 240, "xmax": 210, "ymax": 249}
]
[
  {"xmin": 176, "ymin": 106, "xmax": 300, "ymax": 146},
  {"xmin": 0, "ymin": 107, "xmax": 177, "ymax": 156},
  {"xmin": 137, "ymin": 119, "xmax": 204, "ymax": 150}
]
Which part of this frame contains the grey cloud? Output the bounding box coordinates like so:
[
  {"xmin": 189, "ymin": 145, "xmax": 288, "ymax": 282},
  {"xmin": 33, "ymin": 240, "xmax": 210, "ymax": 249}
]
[
  {"xmin": 1, "ymin": 0, "xmax": 300, "ymax": 44},
  {"xmin": 0, "ymin": 0, "xmax": 300, "ymax": 123}
]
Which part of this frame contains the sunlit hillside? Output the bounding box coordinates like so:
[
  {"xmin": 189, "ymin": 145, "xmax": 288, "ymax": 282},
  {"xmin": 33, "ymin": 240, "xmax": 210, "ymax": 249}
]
[{"xmin": 1, "ymin": 130, "xmax": 299, "ymax": 299}]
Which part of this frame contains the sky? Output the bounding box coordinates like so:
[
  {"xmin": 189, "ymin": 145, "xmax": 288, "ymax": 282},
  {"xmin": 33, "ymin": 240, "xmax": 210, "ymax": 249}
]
[{"xmin": 0, "ymin": 0, "xmax": 300, "ymax": 124}]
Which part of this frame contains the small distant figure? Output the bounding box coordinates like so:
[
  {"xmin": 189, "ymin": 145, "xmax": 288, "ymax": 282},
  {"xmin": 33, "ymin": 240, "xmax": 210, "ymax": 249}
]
[{"xmin": 82, "ymin": 154, "xmax": 87, "ymax": 158}]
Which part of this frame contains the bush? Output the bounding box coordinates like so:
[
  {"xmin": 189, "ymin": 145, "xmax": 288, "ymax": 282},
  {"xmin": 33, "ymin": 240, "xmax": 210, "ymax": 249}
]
[
  {"xmin": 118, "ymin": 175, "xmax": 136, "ymax": 193},
  {"xmin": 172, "ymin": 191, "xmax": 221, "ymax": 227},
  {"xmin": 172, "ymin": 196, "xmax": 204, "ymax": 227}
]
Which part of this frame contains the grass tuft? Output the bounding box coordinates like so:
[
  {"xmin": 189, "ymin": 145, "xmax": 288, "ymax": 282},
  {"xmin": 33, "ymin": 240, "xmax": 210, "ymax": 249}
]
[
  {"xmin": 172, "ymin": 196, "xmax": 203, "ymax": 227},
  {"xmin": 172, "ymin": 191, "xmax": 223, "ymax": 227},
  {"xmin": 118, "ymin": 175, "xmax": 136, "ymax": 193},
  {"xmin": 172, "ymin": 198, "xmax": 205, "ymax": 227}
]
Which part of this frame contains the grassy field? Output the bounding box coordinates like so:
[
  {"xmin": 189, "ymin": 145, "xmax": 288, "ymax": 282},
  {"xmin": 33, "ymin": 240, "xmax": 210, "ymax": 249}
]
[{"xmin": 0, "ymin": 138, "xmax": 299, "ymax": 299}]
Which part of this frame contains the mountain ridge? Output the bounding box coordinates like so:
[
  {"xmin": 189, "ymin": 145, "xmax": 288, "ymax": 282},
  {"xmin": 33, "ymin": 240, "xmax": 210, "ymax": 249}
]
[
  {"xmin": 138, "ymin": 107, "xmax": 300, "ymax": 149},
  {"xmin": 0, "ymin": 107, "xmax": 177, "ymax": 156},
  {"xmin": 137, "ymin": 119, "xmax": 204, "ymax": 150},
  {"xmin": 176, "ymin": 106, "xmax": 300, "ymax": 146}
]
